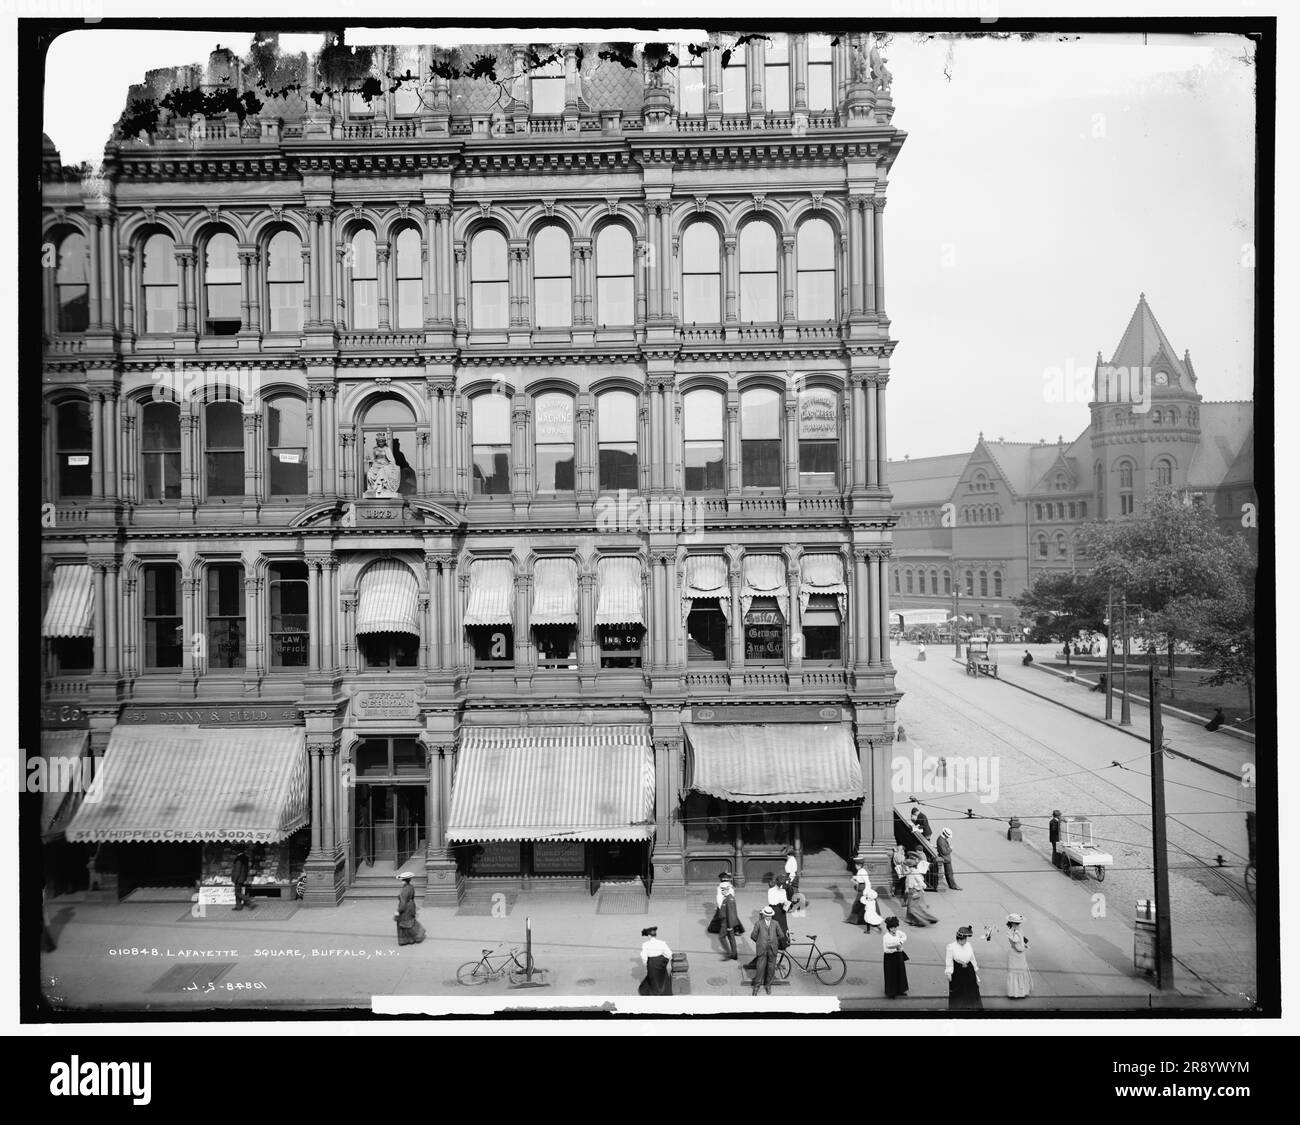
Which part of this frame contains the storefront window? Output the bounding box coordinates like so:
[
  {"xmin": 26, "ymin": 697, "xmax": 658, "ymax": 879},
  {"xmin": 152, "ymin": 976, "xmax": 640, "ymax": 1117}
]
[
  {"xmin": 203, "ymin": 231, "xmax": 241, "ymax": 335},
  {"xmin": 206, "ymin": 563, "xmax": 246, "ymax": 668},
  {"xmin": 359, "ymin": 632, "xmax": 418, "ymax": 669},
  {"xmin": 55, "ymin": 399, "xmax": 93, "ymax": 498},
  {"xmin": 741, "ymin": 387, "xmax": 781, "ymax": 487},
  {"xmin": 471, "ymin": 393, "xmax": 511, "ymax": 495},
  {"xmin": 534, "ymin": 624, "xmax": 577, "ymax": 668},
  {"xmin": 534, "ymin": 392, "xmax": 575, "ymax": 494},
  {"xmin": 599, "ymin": 626, "xmax": 644, "ymax": 668},
  {"xmin": 801, "ymin": 594, "xmax": 842, "ymax": 661},
  {"xmin": 141, "ymin": 401, "xmax": 181, "ymax": 501},
  {"xmin": 597, "ymin": 390, "xmax": 638, "ymax": 492},
  {"xmin": 744, "ymin": 596, "xmax": 785, "ymax": 663},
  {"xmin": 686, "ymin": 601, "xmax": 727, "ymax": 662},
  {"xmin": 266, "ymin": 396, "xmax": 308, "ymax": 496},
  {"xmin": 142, "ymin": 563, "xmax": 182, "ymax": 669},
  {"xmin": 684, "ymin": 388, "xmax": 724, "ymax": 491},
  {"xmin": 204, "ymin": 400, "xmax": 245, "ymax": 497},
  {"xmin": 469, "ymin": 625, "xmax": 513, "ymax": 668},
  {"xmin": 268, "ymin": 561, "xmax": 308, "ymax": 668}
]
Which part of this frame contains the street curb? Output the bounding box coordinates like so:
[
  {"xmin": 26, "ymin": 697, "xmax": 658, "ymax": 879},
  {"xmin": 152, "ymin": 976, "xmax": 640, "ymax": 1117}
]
[{"xmin": 948, "ymin": 657, "xmax": 1244, "ymax": 781}]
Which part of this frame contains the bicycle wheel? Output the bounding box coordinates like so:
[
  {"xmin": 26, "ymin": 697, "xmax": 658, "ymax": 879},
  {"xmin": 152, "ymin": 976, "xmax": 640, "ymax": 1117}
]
[
  {"xmin": 456, "ymin": 960, "xmax": 492, "ymax": 986},
  {"xmin": 512, "ymin": 951, "xmax": 536, "ymax": 977},
  {"xmin": 812, "ymin": 952, "xmax": 847, "ymax": 986},
  {"xmin": 774, "ymin": 952, "xmax": 791, "ymax": 980},
  {"xmin": 1244, "ymin": 863, "xmax": 1256, "ymax": 903}
]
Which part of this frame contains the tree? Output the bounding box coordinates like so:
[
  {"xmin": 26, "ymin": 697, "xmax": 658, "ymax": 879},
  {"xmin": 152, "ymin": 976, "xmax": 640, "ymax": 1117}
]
[
  {"xmin": 1075, "ymin": 488, "xmax": 1253, "ymax": 685},
  {"xmin": 1013, "ymin": 572, "xmax": 1106, "ymax": 648}
]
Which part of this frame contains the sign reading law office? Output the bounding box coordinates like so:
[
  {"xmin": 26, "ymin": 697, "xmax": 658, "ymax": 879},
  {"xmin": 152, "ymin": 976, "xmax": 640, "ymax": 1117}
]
[{"xmin": 120, "ymin": 704, "xmax": 301, "ymax": 725}]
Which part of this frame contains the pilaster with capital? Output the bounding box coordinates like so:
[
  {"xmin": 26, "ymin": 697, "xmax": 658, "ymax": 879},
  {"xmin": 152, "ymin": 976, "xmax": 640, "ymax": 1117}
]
[{"xmin": 723, "ymin": 236, "xmax": 738, "ymax": 324}]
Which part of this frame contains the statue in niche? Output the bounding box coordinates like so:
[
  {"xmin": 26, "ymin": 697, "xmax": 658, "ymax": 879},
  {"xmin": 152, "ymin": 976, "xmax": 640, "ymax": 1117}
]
[
  {"xmin": 869, "ymin": 42, "xmax": 893, "ymax": 94},
  {"xmin": 364, "ymin": 433, "xmax": 401, "ymax": 498}
]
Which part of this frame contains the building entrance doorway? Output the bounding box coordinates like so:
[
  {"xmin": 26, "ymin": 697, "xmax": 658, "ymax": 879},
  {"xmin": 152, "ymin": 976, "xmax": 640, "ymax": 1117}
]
[{"xmin": 354, "ymin": 784, "xmax": 426, "ymax": 875}]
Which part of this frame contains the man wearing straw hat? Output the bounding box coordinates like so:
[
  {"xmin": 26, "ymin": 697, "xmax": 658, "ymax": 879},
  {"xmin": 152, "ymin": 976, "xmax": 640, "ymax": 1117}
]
[{"xmin": 749, "ymin": 906, "xmax": 783, "ymax": 996}]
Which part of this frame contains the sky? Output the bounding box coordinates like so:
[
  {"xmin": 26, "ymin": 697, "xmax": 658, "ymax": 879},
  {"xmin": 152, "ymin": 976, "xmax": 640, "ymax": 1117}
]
[{"xmin": 41, "ymin": 25, "xmax": 1256, "ymax": 460}]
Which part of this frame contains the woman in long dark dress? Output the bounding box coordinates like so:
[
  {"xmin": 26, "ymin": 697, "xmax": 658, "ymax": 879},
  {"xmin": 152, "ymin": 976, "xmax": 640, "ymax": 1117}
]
[
  {"xmin": 394, "ymin": 872, "xmax": 426, "ymax": 946},
  {"xmin": 638, "ymin": 926, "xmax": 673, "ymax": 995},
  {"xmin": 882, "ymin": 916, "xmax": 909, "ymax": 998},
  {"xmin": 944, "ymin": 925, "xmax": 983, "ymax": 1009}
]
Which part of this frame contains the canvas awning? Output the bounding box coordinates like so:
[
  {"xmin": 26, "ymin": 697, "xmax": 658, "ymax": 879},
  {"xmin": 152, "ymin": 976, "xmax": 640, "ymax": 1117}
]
[
  {"xmin": 682, "ymin": 723, "xmax": 863, "ymax": 805},
  {"xmin": 355, "ymin": 559, "xmax": 420, "ymax": 636},
  {"xmin": 531, "ymin": 558, "xmax": 578, "ymax": 626},
  {"xmin": 39, "ymin": 730, "xmax": 90, "ymax": 841},
  {"xmin": 596, "ymin": 557, "xmax": 644, "ymax": 627},
  {"xmin": 682, "ymin": 554, "xmax": 730, "ymax": 623},
  {"xmin": 742, "ymin": 554, "xmax": 788, "ymax": 620},
  {"xmin": 463, "ymin": 558, "xmax": 514, "ymax": 626},
  {"xmin": 799, "ymin": 554, "xmax": 847, "ymax": 617},
  {"xmin": 447, "ymin": 725, "xmax": 655, "ymax": 842},
  {"xmin": 65, "ymin": 726, "xmax": 309, "ymax": 844},
  {"xmin": 43, "ymin": 564, "xmax": 94, "ymax": 638}
]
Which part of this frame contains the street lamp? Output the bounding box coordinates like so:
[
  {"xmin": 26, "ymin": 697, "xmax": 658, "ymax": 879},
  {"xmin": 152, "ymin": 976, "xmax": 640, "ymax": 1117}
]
[
  {"xmin": 953, "ymin": 588, "xmax": 961, "ymax": 657},
  {"xmin": 1103, "ymin": 587, "xmax": 1114, "ymax": 721},
  {"xmin": 1119, "ymin": 595, "xmax": 1132, "ymax": 727}
]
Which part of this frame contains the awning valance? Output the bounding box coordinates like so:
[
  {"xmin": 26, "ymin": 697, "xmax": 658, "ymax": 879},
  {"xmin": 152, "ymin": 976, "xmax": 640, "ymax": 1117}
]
[
  {"xmin": 799, "ymin": 554, "xmax": 847, "ymax": 617},
  {"xmin": 447, "ymin": 725, "xmax": 655, "ymax": 843},
  {"xmin": 40, "ymin": 730, "xmax": 90, "ymax": 841},
  {"xmin": 356, "ymin": 559, "xmax": 420, "ymax": 636},
  {"xmin": 682, "ymin": 555, "xmax": 730, "ymax": 623},
  {"xmin": 683, "ymin": 723, "xmax": 863, "ymax": 805},
  {"xmin": 43, "ymin": 564, "xmax": 94, "ymax": 638},
  {"xmin": 596, "ymin": 557, "xmax": 644, "ymax": 627},
  {"xmin": 463, "ymin": 558, "xmax": 514, "ymax": 626},
  {"xmin": 65, "ymin": 726, "xmax": 309, "ymax": 844},
  {"xmin": 742, "ymin": 554, "xmax": 788, "ymax": 621},
  {"xmin": 531, "ymin": 558, "xmax": 578, "ymax": 626}
]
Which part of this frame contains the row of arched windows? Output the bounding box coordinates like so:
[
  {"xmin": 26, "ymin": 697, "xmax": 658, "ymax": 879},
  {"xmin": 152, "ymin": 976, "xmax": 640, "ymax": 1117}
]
[
  {"xmin": 1035, "ymin": 532, "xmax": 1072, "ymax": 560},
  {"xmin": 47, "ymin": 213, "xmax": 845, "ymax": 337},
  {"xmin": 893, "ymin": 567, "xmax": 1004, "ymax": 599},
  {"xmin": 1033, "ymin": 501, "xmax": 1087, "ymax": 521},
  {"xmin": 961, "ymin": 505, "xmax": 1001, "ymax": 523}
]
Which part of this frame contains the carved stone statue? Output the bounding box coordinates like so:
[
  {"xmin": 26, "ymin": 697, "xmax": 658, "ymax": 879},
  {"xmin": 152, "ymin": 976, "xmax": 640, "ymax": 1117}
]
[
  {"xmin": 869, "ymin": 44, "xmax": 893, "ymax": 94},
  {"xmin": 364, "ymin": 433, "xmax": 401, "ymax": 498},
  {"xmin": 851, "ymin": 43, "xmax": 870, "ymax": 85}
]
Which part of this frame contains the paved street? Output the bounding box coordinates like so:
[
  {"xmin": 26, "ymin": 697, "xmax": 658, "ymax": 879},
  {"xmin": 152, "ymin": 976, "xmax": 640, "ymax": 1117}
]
[{"xmin": 892, "ymin": 643, "xmax": 1258, "ymax": 1002}]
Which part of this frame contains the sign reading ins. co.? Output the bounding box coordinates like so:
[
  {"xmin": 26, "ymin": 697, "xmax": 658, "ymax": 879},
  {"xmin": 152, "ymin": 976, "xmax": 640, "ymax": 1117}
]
[{"xmin": 798, "ymin": 389, "xmax": 838, "ymax": 440}]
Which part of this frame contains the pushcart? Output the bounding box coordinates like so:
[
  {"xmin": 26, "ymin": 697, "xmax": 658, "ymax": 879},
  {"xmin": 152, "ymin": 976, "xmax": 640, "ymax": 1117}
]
[
  {"xmin": 1058, "ymin": 818, "xmax": 1113, "ymax": 881},
  {"xmin": 965, "ymin": 638, "xmax": 998, "ymax": 677}
]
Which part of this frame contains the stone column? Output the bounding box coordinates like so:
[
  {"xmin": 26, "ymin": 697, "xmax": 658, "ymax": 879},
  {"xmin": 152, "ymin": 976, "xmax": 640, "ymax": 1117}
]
[
  {"xmin": 321, "ymin": 209, "xmax": 335, "ymax": 324},
  {"xmin": 181, "ymin": 576, "xmax": 200, "ymax": 681},
  {"xmin": 847, "ymin": 197, "xmax": 863, "ymax": 316},
  {"xmin": 786, "ymin": 555, "xmax": 802, "ymax": 671},
  {"xmin": 865, "ymin": 377, "xmax": 879, "ymax": 489},
  {"xmin": 324, "ymin": 557, "xmax": 339, "ymax": 673},
  {"xmin": 102, "ymin": 215, "xmax": 117, "ymax": 330},
  {"xmin": 876, "ymin": 376, "xmax": 888, "ymax": 486},
  {"xmin": 237, "ymin": 246, "xmax": 255, "ymax": 331},
  {"xmin": 649, "ymin": 383, "xmax": 664, "ymax": 492},
  {"xmin": 727, "ymin": 556, "xmax": 744, "ymax": 671},
  {"xmin": 242, "ymin": 410, "xmax": 260, "ymax": 503},
  {"xmin": 423, "ymin": 741, "xmax": 460, "ymax": 906},
  {"xmin": 119, "ymin": 410, "xmax": 135, "ymax": 500},
  {"xmin": 873, "ymin": 198, "xmax": 886, "ymax": 316},
  {"xmin": 175, "ymin": 249, "xmax": 195, "ymax": 334},
  {"xmin": 179, "ymin": 411, "xmax": 198, "ymax": 503},
  {"xmin": 513, "ymin": 570, "xmax": 534, "ymax": 678},
  {"xmin": 86, "ymin": 215, "xmax": 103, "ymax": 329},
  {"xmin": 511, "ymin": 397, "xmax": 530, "ymax": 497},
  {"xmin": 570, "ymin": 239, "xmax": 584, "ymax": 326},
  {"xmin": 307, "ymin": 210, "xmax": 322, "ymax": 324},
  {"xmin": 658, "ymin": 204, "xmax": 673, "ymax": 318},
  {"xmin": 705, "ymin": 38, "xmax": 722, "ymax": 113},
  {"xmin": 304, "ymin": 735, "xmax": 345, "ymax": 906},
  {"xmin": 376, "ymin": 240, "xmax": 392, "ymax": 329},
  {"xmin": 300, "ymin": 243, "xmax": 313, "ymax": 328},
  {"xmin": 323, "ymin": 386, "xmax": 338, "ymax": 496},
  {"xmin": 723, "ymin": 235, "xmax": 737, "ymax": 324},
  {"xmin": 441, "ymin": 559, "xmax": 458, "ymax": 671},
  {"xmin": 866, "ymin": 549, "xmax": 881, "ymax": 666},
  {"xmin": 747, "ymin": 40, "xmax": 764, "ymax": 114},
  {"xmin": 424, "ymin": 552, "xmax": 442, "ymax": 671},
  {"xmin": 725, "ymin": 394, "xmax": 741, "ymax": 496},
  {"xmin": 792, "ymin": 33, "xmax": 808, "ymax": 111},
  {"xmin": 119, "ymin": 249, "xmax": 135, "ymax": 336},
  {"xmin": 578, "ymin": 567, "xmax": 597, "ymax": 674},
  {"xmin": 306, "ymin": 556, "xmax": 323, "ymax": 671},
  {"xmin": 878, "ymin": 549, "xmax": 892, "ymax": 665},
  {"xmin": 576, "ymin": 398, "xmax": 595, "ymax": 499},
  {"xmin": 783, "ymin": 394, "xmax": 799, "ymax": 495},
  {"xmin": 417, "ymin": 591, "xmax": 431, "ymax": 671},
  {"xmin": 781, "ymin": 234, "xmax": 796, "ymax": 323},
  {"xmin": 453, "ymin": 242, "xmax": 467, "ymax": 329},
  {"xmin": 90, "ymin": 561, "xmax": 108, "ymax": 674},
  {"xmin": 862, "ymin": 197, "xmax": 877, "ymax": 315},
  {"xmin": 88, "ymin": 390, "xmax": 104, "ymax": 500}
]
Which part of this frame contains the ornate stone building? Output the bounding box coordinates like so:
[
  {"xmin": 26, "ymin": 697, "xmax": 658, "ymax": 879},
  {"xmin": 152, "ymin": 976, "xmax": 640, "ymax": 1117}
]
[
  {"xmin": 39, "ymin": 32, "xmax": 904, "ymax": 905},
  {"xmin": 888, "ymin": 295, "xmax": 1255, "ymax": 634}
]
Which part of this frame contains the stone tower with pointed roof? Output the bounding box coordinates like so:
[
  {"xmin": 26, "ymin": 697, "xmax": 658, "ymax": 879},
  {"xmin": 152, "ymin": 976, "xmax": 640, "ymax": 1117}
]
[{"xmin": 1089, "ymin": 294, "xmax": 1203, "ymax": 519}]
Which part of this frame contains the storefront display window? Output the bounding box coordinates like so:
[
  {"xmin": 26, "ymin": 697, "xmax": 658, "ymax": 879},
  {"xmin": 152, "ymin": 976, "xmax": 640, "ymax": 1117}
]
[{"xmin": 744, "ymin": 596, "xmax": 785, "ymax": 663}]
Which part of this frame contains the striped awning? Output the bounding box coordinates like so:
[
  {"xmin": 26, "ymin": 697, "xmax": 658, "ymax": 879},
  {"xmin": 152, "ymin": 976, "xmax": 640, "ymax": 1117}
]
[
  {"xmin": 800, "ymin": 554, "xmax": 848, "ymax": 616},
  {"xmin": 531, "ymin": 558, "xmax": 578, "ymax": 626},
  {"xmin": 447, "ymin": 725, "xmax": 655, "ymax": 842},
  {"xmin": 683, "ymin": 723, "xmax": 863, "ymax": 805},
  {"xmin": 742, "ymin": 554, "xmax": 788, "ymax": 621},
  {"xmin": 356, "ymin": 560, "xmax": 420, "ymax": 636},
  {"xmin": 65, "ymin": 725, "xmax": 309, "ymax": 844},
  {"xmin": 683, "ymin": 555, "xmax": 730, "ymax": 623},
  {"xmin": 596, "ymin": 557, "xmax": 644, "ymax": 627},
  {"xmin": 43, "ymin": 564, "xmax": 94, "ymax": 638},
  {"xmin": 464, "ymin": 558, "xmax": 514, "ymax": 626},
  {"xmin": 39, "ymin": 730, "xmax": 90, "ymax": 841}
]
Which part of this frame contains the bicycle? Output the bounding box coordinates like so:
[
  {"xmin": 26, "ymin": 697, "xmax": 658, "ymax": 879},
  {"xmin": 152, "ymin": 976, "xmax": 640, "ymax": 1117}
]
[
  {"xmin": 774, "ymin": 932, "xmax": 847, "ymax": 986},
  {"xmin": 455, "ymin": 944, "xmax": 536, "ymax": 986}
]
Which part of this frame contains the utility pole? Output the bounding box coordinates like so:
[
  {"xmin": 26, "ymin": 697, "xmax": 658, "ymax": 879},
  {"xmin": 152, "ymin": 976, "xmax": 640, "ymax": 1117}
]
[
  {"xmin": 953, "ymin": 588, "xmax": 961, "ymax": 658},
  {"xmin": 1149, "ymin": 662, "xmax": 1174, "ymax": 988},
  {"xmin": 1104, "ymin": 586, "xmax": 1114, "ymax": 721},
  {"xmin": 1119, "ymin": 595, "xmax": 1132, "ymax": 726}
]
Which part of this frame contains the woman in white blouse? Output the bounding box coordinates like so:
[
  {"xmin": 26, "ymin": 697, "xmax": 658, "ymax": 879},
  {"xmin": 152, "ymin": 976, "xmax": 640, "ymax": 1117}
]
[
  {"xmin": 882, "ymin": 916, "xmax": 909, "ymax": 997},
  {"xmin": 944, "ymin": 924, "xmax": 983, "ymax": 1010}
]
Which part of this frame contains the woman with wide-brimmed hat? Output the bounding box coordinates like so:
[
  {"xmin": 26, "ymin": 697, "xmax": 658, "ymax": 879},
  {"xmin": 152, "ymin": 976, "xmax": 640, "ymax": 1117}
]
[
  {"xmin": 903, "ymin": 855, "xmax": 938, "ymax": 927},
  {"xmin": 394, "ymin": 871, "xmax": 426, "ymax": 946},
  {"xmin": 1005, "ymin": 913, "xmax": 1032, "ymax": 998},
  {"xmin": 882, "ymin": 916, "xmax": 909, "ymax": 998},
  {"xmin": 944, "ymin": 925, "xmax": 983, "ymax": 1010}
]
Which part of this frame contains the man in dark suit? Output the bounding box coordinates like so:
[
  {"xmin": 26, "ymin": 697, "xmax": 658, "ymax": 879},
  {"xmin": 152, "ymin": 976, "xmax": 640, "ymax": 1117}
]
[
  {"xmin": 1049, "ymin": 810, "xmax": 1064, "ymax": 869},
  {"xmin": 750, "ymin": 906, "xmax": 784, "ymax": 996},
  {"xmin": 231, "ymin": 847, "xmax": 256, "ymax": 911},
  {"xmin": 935, "ymin": 828, "xmax": 962, "ymax": 890},
  {"xmin": 910, "ymin": 805, "xmax": 932, "ymax": 840}
]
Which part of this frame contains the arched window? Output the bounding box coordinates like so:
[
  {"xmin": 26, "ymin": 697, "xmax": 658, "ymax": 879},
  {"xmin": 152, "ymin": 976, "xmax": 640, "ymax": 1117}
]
[
  {"xmin": 930, "ymin": 569, "xmax": 939, "ymax": 595},
  {"xmin": 142, "ymin": 563, "xmax": 183, "ymax": 669},
  {"xmin": 764, "ymin": 34, "xmax": 790, "ymax": 113},
  {"xmin": 807, "ymin": 34, "xmax": 834, "ymax": 110},
  {"xmin": 893, "ymin": 568, "xmax": 900, "ymax": 595},
  {"xmin": 1151, "ymin": 409, "xmax": 1162, "ymax": 425},
  {"xmin": 993, "ymin": 571, "xmax": 1003, "ymax": 597},
  {"xmin": 1054, "ymin": 472, "xmax": 1067, "ymax": 490},
  {"xmin": 268, "ymin": 561, "xmax": 309, "ymax": 667},
  {"xmin": 266, "ymin": 230, "xmax": 303, "ymax": 333},
  {"xmin": 54, "ymin": 399, "xmax": 92, "ymax": 497},
  {"xmin": 1056, "ymin": 533, "xmax": 1068, "ymax": 559},
  {"xmin": 530, "ymin": 56, "xmax": 565, "ymax": 115},
  {"xmin": 206, "ymin": 562, "xmax": 247, "ymax": 669},
  {"xmin": 597, "ymin": 390, "xmax": 638, "ymax": 491},
  {"xmin": 595, "ymin": 225, "xmax": 634, "ymax": 327},
  {"xmin": 682, "ymin": 224, "xmax": 721, "ymax": 323},
  {"xmin": 1113, "ymin": 410, "xmax": 1123, "ymax": 426},
  {"xmin": 904, "ymin": 569, "xmax": 913, "ymax": 594},
  {"xmin": 358, "ymin": 397, "xmax": 418, "ymax": 498},
  {"xmin": 140, "ymin": 401, "xmax": 180, "ymax": 500},
  {"xmin": 798, "ymin": 386, "xmax": 838, "ymax": 490},
  {"xmin": 470, "ymin": 229, "xmax": 508, "ymax": 330},
  {"xmin": 964, "ymin": 570, "xmax": 974, "ymax": 596},
  {"xmin": 349, "ymin": 228, "xmax": 378, "ymax": 329},
  {"xmin": 1056, "ymin": 503, "xmax": 1065, "ymax": 520},
  {"xmin": 796, "ymin": 218, "xmax": 835, "ymax": 321},
  {"xmin": 1156, "ymin": 458, "xmax": 1173, "ymax": 488},
  {"xmin": 141, "ymin": 232, "xmax": 178, "ymax": 334},
  {"xmin": 205, "ymin": 399, "xmax": 244, "ymax": 496},
  {"xmin": 741, "ymin": 387, "xmax": 781, "ymax": 487},
  {"xmin": 1068, "ymin": 501, "xmax": 1076, "ymax": 519},
  {"xmin": 394, "ymin": 226, "xmax": 423, "ymax": 329},
  {"xmin": 1119, "ymin": 461, "xmax": 1134, "ymax": 489},
  {"xmin": 739, "ymin": 223, "xmax": 779, "ymax": 323},
  {"xmin": 266, "ymin": 396, "xmax": 308, "ymax": 496},
  {"xmin": 684, "ymin": 388, "xmax": 724, "ymax": 492},
  {"xmin": 534, "ymin": 392, "xmax": 575, "ymax": 494},
  {"xmin": 1168, "ymin": 408, "xmax": 1179, "ymax": 426},
  {"xmin": 943, "ymin": 569, "xmax": 951, "ymax": 595},
  {"xmin": 973, "ymin": 471, "xmax": 988, "ymax": 491},
  {"xmin": 1036, "ymin": 534, "xmax": 1048, "ymax": 559},
  {"xmin": 533, "ymin": 226, "xmax": 572, "ymax": 328},
  {"xmin": 471, "ymin": 393, "xmax": 510, "ymax": 495},
  {"xmin": 203, "ymin": 231, "xmax": 241, "ymax": 335},
  {"xmin": 54, "ymin": 232, "xmax": 89, "ymax": 332},
  {"xmin": 676, "ymin": 42, "xmax": 705, "ymax": 114},
  {"xmin": 721, "ymin": 50, "xmax": 746, "ymax": 113}
]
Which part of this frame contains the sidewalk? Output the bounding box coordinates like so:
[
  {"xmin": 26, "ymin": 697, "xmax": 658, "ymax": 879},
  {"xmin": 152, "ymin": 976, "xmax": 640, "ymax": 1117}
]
[
  {"xmin": 986, "ymin": 658, "xmax": 1255, "ymax": 782},
  {"xmin": 40, "ymin": 812, "xmax": 1237, "ymax": 1014}
]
